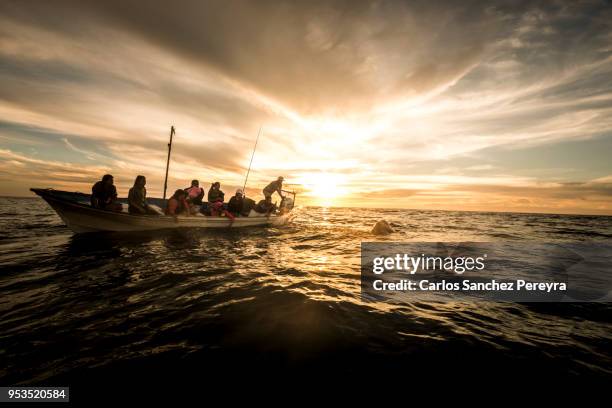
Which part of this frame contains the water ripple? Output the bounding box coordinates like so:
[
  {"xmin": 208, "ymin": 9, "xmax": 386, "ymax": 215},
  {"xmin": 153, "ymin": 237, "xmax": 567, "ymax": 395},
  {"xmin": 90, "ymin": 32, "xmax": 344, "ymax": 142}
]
[{"xmin": 0, "ymin": 198, "xmax": 611, "ymax": 384}]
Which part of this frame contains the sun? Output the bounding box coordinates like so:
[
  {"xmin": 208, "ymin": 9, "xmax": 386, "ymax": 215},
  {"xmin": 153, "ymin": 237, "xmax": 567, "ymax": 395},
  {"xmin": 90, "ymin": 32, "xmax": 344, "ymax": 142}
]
[{"xmin": 296, "ymin": 172, "xmax": 347, "ymax": 207}]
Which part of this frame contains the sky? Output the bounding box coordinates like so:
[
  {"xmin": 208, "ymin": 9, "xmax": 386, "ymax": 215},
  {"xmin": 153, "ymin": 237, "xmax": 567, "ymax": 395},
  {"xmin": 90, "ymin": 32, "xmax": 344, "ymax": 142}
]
[{"xmin": 0, "ymin": 0, "xmax": 611, "ymax": 214}]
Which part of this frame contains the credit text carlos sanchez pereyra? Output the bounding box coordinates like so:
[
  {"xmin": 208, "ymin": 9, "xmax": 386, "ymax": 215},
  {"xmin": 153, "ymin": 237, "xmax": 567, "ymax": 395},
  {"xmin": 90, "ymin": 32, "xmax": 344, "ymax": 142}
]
[{"xmin": 370, "ymin": 253, "xmax": 567, "ymax": 292}]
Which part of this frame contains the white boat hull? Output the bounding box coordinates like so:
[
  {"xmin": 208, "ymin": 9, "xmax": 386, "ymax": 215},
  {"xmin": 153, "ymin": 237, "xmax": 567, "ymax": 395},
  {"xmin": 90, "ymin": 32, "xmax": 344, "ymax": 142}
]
[{"xmin": 32, "ymin": 189, "xmax": 292, "ymax": 233}]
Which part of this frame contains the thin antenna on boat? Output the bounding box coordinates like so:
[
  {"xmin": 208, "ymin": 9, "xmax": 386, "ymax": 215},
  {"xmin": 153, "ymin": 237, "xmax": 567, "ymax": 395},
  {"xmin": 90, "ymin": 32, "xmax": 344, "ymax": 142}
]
[
  {"xmin": 242, "ymin": 126, "xmax": 262, "ymax": 197},
  {"xmin": 163, "ymin": 125, "xmax": 175, "ymax": 201}
]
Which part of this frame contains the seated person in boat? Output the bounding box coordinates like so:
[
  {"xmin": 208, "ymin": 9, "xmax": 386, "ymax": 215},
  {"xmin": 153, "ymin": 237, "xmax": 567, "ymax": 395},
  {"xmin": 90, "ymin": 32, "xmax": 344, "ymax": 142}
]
[
  {"xmin": 207, "ymin": 181, "xmax": 224, "ymax": 204},
  {"xmin": 128, "ymin": 175, "xmax": 158, "ymax": 215},
  {"xmin": 254, "ymin": 196, "xmax": 277, "ymax": 215},
  {"xmin": 91, "ymin": 174, "xmax": 122, "ymax": 212},
  {"xmin": 240, "ymin": 197, "xmax": 256, "ymax": 217},
  {"xmin": 227, "ymin": 189, "xmax": 244, "ymax": 216},
  {"xmin": 165, "ymin": 189, "xmax": 190, "ymax": 216},
  {"xmin": 184, "ymin": 179, "xmax": 204, "ymax": 205},
  {"xmin": 207, "ymin": 182, "xmax": 235, "ymax": 220},
  {"xmin": 263, "ymin": 176, "xmax": 285, "ymax": 200}
]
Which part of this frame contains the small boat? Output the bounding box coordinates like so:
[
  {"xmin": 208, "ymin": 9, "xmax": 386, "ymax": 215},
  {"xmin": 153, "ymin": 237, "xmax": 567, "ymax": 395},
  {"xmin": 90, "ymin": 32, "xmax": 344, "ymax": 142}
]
[{"xmin": 31, "ymin": 188, "xmax": 294, "ymax": 233}]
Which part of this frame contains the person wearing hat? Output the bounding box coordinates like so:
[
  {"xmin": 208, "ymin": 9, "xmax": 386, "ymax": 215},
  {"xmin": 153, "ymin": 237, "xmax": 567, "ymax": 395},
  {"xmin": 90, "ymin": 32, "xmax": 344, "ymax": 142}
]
[
  {"xmin": 263, "ymin": 176, "xmax": 285, "ymax": 200},
  {"xmin": 228, "ymin": 189, "xmax": 245, "ymax": 216}
]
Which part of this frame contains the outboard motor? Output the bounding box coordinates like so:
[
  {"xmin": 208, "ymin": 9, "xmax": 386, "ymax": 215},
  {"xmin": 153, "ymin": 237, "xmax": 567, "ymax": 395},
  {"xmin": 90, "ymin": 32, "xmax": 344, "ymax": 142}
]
[{"xmin": 279, "ymin": 196, "xmax": 295, "ymax": 212}]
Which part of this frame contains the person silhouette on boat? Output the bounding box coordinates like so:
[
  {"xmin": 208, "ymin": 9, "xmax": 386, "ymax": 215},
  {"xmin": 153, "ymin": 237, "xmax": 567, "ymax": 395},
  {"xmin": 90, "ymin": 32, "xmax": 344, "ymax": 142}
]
[
  {"xmin": 227, "ymin": 189, "xmax": 244, "ymax": 216},
  {"xmin": 263, "ymin": 176, "xmax": 285, "ymax": 201},
  {"xmin": 254, "ymin": 196, "xmax": 277, "ymax": 215},
  {"xmin": 207, "ymin": 181, "xmax": 224, "ymax": 216},
  {"xmin": 184, "ymin": 179, "xmax": 204, "ymax": 205},
  {"xmin": 91, "ymin": 174, "xmax": 122, "ymax": 212},
  {"xmin": 165, "ymin": 189, "xmax": 190, "ymax": 216},
  {"xmin": 207, "ymin": 182, "xmax": 224, "ymax": 204},
  {"xmin": 128, "ymin": 175, "xmax": 158, "ymax": 215},
  {"xmin": 207, "ymin": 182, "xmax": 235, "ymax": 220}
]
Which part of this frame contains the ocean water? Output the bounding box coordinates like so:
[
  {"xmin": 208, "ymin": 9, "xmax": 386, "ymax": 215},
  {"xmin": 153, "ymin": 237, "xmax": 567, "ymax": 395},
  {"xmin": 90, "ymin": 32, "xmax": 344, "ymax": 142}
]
[{"xmin": 0, "ymin": 197, "xmax": 611, "ymax": 392}]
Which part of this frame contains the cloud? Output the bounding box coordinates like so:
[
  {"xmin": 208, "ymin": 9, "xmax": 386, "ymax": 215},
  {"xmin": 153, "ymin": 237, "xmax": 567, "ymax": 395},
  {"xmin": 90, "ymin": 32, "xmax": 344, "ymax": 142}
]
[
  {"xmin": 0, "ymin": 0, "xmax": 522, "ymax": 114},
  {"xmin": 452, "ymin": 179, "xmax": 612, "ymax": 199},
  {"xmin": 62, "ymin": 138, "xmax": 98, "ymax": 161},
  {"xmin": 360, "ymin": 188, "xmax": 420, "ymax": 199},
  {"xmin": 0, "ymin": 149, "xmax": 110, "ymax": 188},
  {"xmin": 465, "ymin": 165, "xmax": 495, "ymax": 171},
  {"xmin": 0, "ymin": 0, "xmax": 611, "ymax": 214},
  {"xmin": 345, "ymin": 175, "xmax": 612, "ymax": 214}
]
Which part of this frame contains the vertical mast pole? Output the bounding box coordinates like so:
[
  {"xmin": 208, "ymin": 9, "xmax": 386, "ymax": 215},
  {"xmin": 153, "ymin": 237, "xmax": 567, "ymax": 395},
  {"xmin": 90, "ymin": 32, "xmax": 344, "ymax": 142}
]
[{"xmin": 163, "ymin": 125, "xmax": 175, "ymax": 201}]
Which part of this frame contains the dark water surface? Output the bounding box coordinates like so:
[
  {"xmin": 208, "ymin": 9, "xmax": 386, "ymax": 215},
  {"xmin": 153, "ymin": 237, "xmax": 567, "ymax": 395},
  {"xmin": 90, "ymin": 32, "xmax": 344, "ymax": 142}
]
[{"xmin": 1, "ymin": 197, "xmax": 611, "ymax": 391}]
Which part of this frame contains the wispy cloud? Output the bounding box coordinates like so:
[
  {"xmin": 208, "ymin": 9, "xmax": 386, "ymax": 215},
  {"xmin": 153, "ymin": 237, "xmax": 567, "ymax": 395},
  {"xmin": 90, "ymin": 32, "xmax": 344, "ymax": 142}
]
[{"xmin": 0, "ymin": 1, "xmax": 611, "ymax": 214}]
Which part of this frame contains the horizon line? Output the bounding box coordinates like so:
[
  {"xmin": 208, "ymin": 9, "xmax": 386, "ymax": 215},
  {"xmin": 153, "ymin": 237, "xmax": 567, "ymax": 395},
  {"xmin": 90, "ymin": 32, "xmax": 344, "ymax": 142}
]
[{"xmin": 3, "ymin": 194, "xmax": 611, "ymax": 218}]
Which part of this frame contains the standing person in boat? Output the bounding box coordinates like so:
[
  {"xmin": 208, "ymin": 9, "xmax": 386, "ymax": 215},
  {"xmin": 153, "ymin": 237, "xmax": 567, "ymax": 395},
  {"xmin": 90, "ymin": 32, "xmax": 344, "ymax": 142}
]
[
  {"xmin": 165, "ymin": 189, "xmax": 190, "ymax": 216},
  {"xmin": 128, "ymin": 175, "xmax": 157, "ymax": 215},
  {"xmin": 254, "ymin": 196, "xmax": 277, "ymax": 215},
  {"xmin": 227, "ymin": 189, "xmax": 244, "ymax": 217},
  {"xmin": 91, "ymin": 174, "xmax": 122, "ymax": 212},
  {"xmin": 263, "ymin": 176, "xmax": 285, "ymax": 201},
  {"xmin": 184, "ymin": 179, "xmax": 205, "ymax": 205}
]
